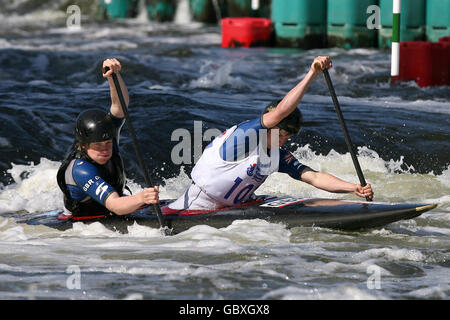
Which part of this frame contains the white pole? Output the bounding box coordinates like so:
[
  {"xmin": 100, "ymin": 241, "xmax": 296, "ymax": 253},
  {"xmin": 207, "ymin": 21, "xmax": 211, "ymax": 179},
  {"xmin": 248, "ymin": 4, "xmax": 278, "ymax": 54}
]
[
  {"xmin": 391, "ymin": 0, "xmax": 401, "ymax": 76},
  {"xmin": 252, "ymin": 0, "xmax": 260, "ymax": 11},
  {"xmin": 212, "ymin": 0, "xmax": 222, "ymax": 23}
]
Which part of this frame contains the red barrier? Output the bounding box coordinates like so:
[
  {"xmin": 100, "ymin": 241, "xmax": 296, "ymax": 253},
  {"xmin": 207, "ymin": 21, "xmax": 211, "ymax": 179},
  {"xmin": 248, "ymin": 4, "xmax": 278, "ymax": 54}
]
[
  {"xmin": 439, "ymin": 37, "xmax": 450, "ymax": 86},
  {"xmin": 434, "ymin": 41, "xmax": 450, "ymax": 86},
  {"xmin": 395, "ymin": 41, "xmax": 449, "ymax": 87},
  {"xmin": 221, "ymin": 18, "xmax": 273, "ymax": 48}
]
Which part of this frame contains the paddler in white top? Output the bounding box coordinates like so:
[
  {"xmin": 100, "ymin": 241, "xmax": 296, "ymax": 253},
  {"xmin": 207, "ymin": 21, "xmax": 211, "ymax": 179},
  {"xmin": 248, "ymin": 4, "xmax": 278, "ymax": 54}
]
[{"xmin": 168, "ymin": 56, "xmax": 373, "ymax": 210}]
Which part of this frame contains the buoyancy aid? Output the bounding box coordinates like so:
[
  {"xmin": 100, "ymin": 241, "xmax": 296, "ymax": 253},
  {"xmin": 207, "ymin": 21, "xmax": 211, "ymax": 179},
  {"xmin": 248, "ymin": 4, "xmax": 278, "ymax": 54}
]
[
  {"xmin": 191, "ymin": 125, "xmax": 279, "ymax": 206},
  {"xmin": 56, "ymin": 143, "xmax": 126, "ymax": 218}
]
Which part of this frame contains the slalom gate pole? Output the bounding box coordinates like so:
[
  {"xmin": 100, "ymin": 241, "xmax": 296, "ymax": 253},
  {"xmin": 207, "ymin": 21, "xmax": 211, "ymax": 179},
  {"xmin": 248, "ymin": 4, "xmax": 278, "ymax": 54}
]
[{"xmin": 391, "ymin": 0, "xmax": 401, "ymax": 77}]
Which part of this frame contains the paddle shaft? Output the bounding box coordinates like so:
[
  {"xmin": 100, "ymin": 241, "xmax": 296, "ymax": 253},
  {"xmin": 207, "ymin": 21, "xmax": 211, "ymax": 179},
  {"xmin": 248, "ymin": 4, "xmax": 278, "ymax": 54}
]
[
  {"xmin": 322, "ymin": 69, "xmax": 371, "ymax": 202},
  {"xmin": 106, "ymin": 69, "xmax": 167, "ymax": 228}
]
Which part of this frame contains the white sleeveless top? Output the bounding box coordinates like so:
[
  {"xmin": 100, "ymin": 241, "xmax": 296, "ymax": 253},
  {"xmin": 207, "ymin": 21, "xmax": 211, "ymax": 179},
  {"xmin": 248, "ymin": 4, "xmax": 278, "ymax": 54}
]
[{"xmin": 191, "ymin": 125, "xmax": 279, "ymax": 206}]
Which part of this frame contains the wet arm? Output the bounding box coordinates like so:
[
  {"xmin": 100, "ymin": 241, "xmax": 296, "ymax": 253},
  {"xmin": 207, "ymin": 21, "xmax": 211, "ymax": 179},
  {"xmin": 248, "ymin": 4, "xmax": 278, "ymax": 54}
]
[
  {"xmin": 301, "ymin": 168, "xmax": 359, "ymax": 194},
  {"xmin": 102, "ymin": 58, "xmax": 129, "ymax": 118},
  {"xmin": 105, "ymin": 187, "xmax": 159, "ymax": 215},
  {"xmin": 262, "ymin": 56, "xmax": 331, "ymax": 128},
  {"xmin": 105, "ymin": 192, "xmax": 143, "ymax": 215}
]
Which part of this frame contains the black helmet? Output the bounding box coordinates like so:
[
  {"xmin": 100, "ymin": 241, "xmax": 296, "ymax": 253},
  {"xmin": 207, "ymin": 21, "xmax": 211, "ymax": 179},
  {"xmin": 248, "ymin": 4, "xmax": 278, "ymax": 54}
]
[
  {"xmin": 75, "ymin": 109, "xmax": 116, "ymax": 143},
  {"xmin": 263, "ymin": 100, "xmax": 303, "ymax": 135}
]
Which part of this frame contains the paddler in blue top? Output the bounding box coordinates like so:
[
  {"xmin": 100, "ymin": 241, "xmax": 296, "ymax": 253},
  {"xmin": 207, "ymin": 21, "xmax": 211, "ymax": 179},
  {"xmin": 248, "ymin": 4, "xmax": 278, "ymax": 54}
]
[
  {"xmin": 168, "ymin": 56, "xmax": 373, "ymax": 211},
  {"xmin": 57, "ymin": 58, "xmax": 159, "ymax": 220}
]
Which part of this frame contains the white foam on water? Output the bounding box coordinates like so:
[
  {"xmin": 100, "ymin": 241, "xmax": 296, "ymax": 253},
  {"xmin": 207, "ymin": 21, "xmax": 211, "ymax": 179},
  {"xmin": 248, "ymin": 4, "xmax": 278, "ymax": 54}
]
[
  {"xmin": 125, "ymin": 221, "xmax": 168, "ymax": 238},
  {"xmin": 407, "ymin": 284, "xmax": 449, "ymax": 299},
  {"xmin": 149, "ymin": 84, "xmax": 175, "ymax": 91},
  {"xmin": 0, "ymin": 148, "xmax": 446, "ymax": 302},
  {"xmin": 62, "ymin": 221, "xmax": 120, "ymax": 238},
  {"xmin": 0, "ymin": 14, "xmax": 218, "ymax": 52},
  {"xmin": 220, "ymin": 219, "xmax": 291, "ymax": 244},
  {"xmin": 0, "ymin": 137, "xmax": 11, "ymax": 147},
  {"xmin": 159, "ymin": 166, "xmax": 193, "ymax": 199},
  {"xmin": 0, "ymin": 10, "xmax": 66, "ymax": 28},
  {"xmin": 2, "ymin": 142, "xmax": 448, "ymax": 217},
  {"xmin": 262, "ymin": 285, "xmax": 387, "ymax": 300},
  {"xmin": 98, "ymin": 218, "xmax": 292, "ymax": 256},
  {"xmin": 437, "ymin": 167, "xmax": 450, "ymax": 188},
  {"xmin": 189, "ymin": 61, "xmax": 247, "ymax": 89},
  {"xmin": 304, "ymin": 94, "xmax": 450, "ymax": 115},
  {"xmin": 169, "ymin": 218, "xmax": 290, "ymax": 249},
  {"xmin": 418, "ymin": 226, "xmax": 450, "ymax": 237},
  {"xmin": 0, "ymin": 223, "xmax": 28, "ymax": 241},
  {"xmin": 353, "ymin": 247, "xmax": 426, "ymax": 262},
  {"xmin": 255, "ymin": 144, "xmax": 450, "ymax": 205},
  {"xmin": 0, "ymin": 158, "xmax": 63, "ymax": 214}
]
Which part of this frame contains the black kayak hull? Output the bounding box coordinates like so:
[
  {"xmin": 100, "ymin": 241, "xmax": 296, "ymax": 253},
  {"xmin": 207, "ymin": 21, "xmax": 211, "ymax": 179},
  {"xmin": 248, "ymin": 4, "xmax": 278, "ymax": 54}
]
[{"xmin": 21, "ymin": 196, "xmax": 438, "ymax": 234}]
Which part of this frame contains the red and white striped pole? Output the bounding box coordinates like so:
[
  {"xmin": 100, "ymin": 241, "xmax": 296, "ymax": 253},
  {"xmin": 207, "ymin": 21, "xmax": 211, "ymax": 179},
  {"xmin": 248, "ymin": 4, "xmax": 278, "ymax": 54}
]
[
  {"xmin": 391, "ymin": 0, "xmax": 401, "ymax": 76},
  {"xmin": 251, "ymin": 0, "xmax": 260, "ymax": 10}
]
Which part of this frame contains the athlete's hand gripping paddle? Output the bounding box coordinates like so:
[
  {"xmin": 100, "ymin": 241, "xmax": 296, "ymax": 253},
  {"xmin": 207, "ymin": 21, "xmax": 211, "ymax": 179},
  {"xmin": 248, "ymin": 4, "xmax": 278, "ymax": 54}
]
[
  {"xmin": 103, "ymin": 66, "xmax": 170, "ymax": 233},
  {"xmin": 322, "ymin": 68, "xmax": 372, "ymax": 202}
]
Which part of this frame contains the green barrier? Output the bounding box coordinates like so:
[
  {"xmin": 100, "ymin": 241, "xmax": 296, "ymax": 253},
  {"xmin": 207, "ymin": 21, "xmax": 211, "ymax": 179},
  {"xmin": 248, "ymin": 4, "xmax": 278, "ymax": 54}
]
[
  {"xmin": 426, "ymin": 0, "xmax": 450, "ymax": 42},
  {"xmin": 327, "ymin": 0, "xmax": 378, "ymax": 49},
  {"xmin": 272, "ymin": 0, "xmax": 326, "ymax": 48},
  {"xmin": 189, "ymin": 0, "xmax": 227, "ymax": 23},
  {"xmin": 379, "ymin": 0, "xmax": 425, "ymax": 49},
  {"xmin": 190, "ymin": 0, "xmax": 217, "ymax": 23},
  {"xmin": 227, "ymin": 0, "xmax": 271, "ymax": 18},
  {"xmin": 100, "ymin": 0, "xmax": 138, "ymax": 19},
  {"xmin": 146, "ymin": 0, "xmax": 176, "ymax": 22}
]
